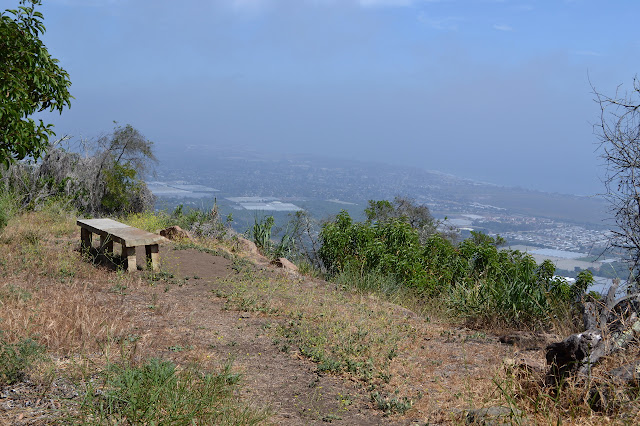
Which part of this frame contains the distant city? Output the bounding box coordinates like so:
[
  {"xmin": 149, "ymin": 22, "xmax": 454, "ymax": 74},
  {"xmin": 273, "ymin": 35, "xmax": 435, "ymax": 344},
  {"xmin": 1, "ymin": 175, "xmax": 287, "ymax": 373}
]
[{"xmin": 152, "ymin": 146, "xmax": 618, "ymax": 285}]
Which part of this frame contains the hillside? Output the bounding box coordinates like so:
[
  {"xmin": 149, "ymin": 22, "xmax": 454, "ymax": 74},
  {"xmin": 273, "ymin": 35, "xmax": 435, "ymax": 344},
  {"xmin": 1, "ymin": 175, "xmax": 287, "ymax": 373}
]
[{"xmin": 0, "ymin": 208, "xmax": 638, "ymax": 424}]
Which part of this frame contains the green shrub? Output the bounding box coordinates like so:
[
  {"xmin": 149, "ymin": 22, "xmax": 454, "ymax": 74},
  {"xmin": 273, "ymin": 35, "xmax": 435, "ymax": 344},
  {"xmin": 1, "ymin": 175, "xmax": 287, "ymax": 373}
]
[
  {"xmin": 78, "ymin": 358, "xmax": 267, "ymax": 425},
  {"xmin": 246, "ymin": 214, "xmax": 296, "ymax": 259},
  {"xmin": 319, "ymin": 211, "xmax": 429, "ymax": 291},
  {"xmin": 0, "ymin": 336, "xmax": 46, "ymax": 386},
  {"xmin": 167, "ymin": 202, "xmax": 230, "ymax": 239},
  {"xmin": 251, "ymin": 215, "xmax": 275, "ymax": 251},
  {"xmin": 370, "ymin": 391, "xmax": 413, "ymax": 416},
  {"xmin": 319, "ymin": 207, "xmax": 589, "ymax": 329}
]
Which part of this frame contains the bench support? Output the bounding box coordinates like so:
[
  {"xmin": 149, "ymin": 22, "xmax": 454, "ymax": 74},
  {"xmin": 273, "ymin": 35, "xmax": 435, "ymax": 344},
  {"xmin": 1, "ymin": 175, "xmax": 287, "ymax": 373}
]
[
  {"xmin": 145, "ymin": 244, "xmax": 159, "ymax": 271},
  {"xmin": 124, "ymin": 245, "xmax": 137, "ymax": 272},
  {"xmin": 81, "ymin": 227, "xmax": 92, "ymax": 252},
  {"xmin": 100, "ymin": 234, "xmax": 114, "ymax": 256}
]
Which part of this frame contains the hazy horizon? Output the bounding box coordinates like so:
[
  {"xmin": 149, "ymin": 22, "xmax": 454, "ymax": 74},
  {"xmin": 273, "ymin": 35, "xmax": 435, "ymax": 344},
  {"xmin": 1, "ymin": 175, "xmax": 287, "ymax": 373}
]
[{"xmin": 28, "ymin": 0, "xmax": 640, "ymax": 196}]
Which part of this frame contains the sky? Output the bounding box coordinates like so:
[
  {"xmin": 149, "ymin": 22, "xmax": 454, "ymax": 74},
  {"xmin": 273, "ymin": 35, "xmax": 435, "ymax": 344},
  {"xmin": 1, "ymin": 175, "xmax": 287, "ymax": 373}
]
[{"xmin": 16, "ymin": 0, "xmax": 640, "ymax": 195}]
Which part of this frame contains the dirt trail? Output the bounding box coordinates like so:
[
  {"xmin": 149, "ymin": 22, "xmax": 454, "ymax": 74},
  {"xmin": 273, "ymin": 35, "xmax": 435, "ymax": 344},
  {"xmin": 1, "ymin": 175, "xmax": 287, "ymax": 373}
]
[{"xmin": 118, "ymin": 247, "xmax": 399, "ymax": 425}]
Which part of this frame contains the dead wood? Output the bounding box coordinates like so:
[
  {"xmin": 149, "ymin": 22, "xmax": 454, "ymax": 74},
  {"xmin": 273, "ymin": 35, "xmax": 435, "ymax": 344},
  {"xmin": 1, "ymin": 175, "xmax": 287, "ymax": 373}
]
[{"xmin": 546, "ymin": 280, "xmax": 640, "ymax": 385}]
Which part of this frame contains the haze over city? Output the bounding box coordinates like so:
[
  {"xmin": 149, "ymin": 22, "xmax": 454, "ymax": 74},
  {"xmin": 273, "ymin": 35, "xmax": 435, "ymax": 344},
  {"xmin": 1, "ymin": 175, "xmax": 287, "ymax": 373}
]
[{"xmin": 33, "ymin": 0, "xmax": 640, "ymax": 196}]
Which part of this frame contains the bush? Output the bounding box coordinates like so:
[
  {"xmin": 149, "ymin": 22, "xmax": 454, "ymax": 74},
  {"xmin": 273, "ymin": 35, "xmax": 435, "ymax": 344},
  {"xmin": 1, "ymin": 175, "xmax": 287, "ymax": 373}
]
[
  {"xmin": 319, "ymin": 207, "xmax": 589, "ymax": 329},
  {"xmin": 170, "ymin": 202, "xmax": 231, "ymax": 239},
  {"xmin": 246, "ymin": 214, "xmax": 296, "ymax": 259}
]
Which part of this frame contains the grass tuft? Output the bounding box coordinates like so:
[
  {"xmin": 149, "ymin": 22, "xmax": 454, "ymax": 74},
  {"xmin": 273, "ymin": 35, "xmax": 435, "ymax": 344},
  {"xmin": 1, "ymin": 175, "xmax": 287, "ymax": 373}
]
[
  {"xmin": 75, "ymin": 358, "xmax": 268, "ymax": 425},
  {"xmin": 0, "ymin": 336, "xmax": 46, "ymax": 386}
]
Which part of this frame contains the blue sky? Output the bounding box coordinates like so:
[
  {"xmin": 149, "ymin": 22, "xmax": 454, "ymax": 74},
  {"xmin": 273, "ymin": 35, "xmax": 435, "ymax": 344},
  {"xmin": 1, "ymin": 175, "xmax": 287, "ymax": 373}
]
[{"xmin": 22, "ymin": 0, "xmax": 640, "ymax": 195}]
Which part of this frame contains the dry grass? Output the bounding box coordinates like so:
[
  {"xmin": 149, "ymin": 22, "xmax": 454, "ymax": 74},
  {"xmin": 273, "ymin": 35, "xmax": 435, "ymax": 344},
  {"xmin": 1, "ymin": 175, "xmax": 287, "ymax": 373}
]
[
  {"xmin": 0, "ymin": 207, "xmax": 266, "ymax": 424},
  {"xmin": 0, "ymin": 211, "xmax": 134, "ymax": 354}
]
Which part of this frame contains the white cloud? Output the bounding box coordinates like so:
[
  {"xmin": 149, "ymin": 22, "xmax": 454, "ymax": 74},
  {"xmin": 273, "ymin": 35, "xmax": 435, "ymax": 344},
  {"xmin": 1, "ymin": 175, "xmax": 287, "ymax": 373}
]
[{"xmin": 493, "ymin": 24, "xmax": 513, "ymax": 31}]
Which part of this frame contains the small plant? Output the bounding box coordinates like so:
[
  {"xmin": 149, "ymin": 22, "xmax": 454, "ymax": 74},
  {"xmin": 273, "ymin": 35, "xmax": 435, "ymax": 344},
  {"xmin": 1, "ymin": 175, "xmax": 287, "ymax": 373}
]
[
  {"xmin": 370, "ymin": 390, "xmax": 413, "ymax": 416},
  {"xmin": 168, "ymin": 201, "xmax": 230, "ymax": 239},
  {"xmin": 21, "ymin": 229, "xmax": 41, "ymax": 246},
  {"xmin": 232, "ymin": 257, "xmax": 253, "ymax": 274},
  {"xmin": 251, "ymin": 215, "xmax": 275, "ymax": 251},
  {"xmin": 110, "ymin": 283, "xmax": 128, "ymax": 295},
  {"xmin": 168, "ymin": 344, "xmax": 192, "ymax": 352},
  {"xmin": 0, "ymin": 336, "xmax": 46, "ymax": 386}
]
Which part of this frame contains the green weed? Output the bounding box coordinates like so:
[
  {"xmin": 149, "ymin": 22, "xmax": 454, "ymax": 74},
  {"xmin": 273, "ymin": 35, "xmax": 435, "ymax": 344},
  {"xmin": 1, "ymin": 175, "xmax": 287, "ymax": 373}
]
[
  {"xmin": 76, "ymin": 358, "xmax": 268, "ymax": 425},
  {"xmin": 121, "ymin": 210, "xmax": 172, "ymax": 233},
  {"xmin": 370, "ymin": 390, "xmax": 414, "ymax": 416},
  {"xmin": 0, "ymin": 336, "xmax": 46, "ymax": 386}
]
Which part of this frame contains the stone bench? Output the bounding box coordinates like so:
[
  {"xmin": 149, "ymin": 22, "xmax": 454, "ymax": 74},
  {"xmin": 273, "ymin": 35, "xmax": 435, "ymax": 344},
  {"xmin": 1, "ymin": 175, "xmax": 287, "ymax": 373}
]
[{"xmin": 77, "ymin": 218, "xmax": 167, "ymax": 271}]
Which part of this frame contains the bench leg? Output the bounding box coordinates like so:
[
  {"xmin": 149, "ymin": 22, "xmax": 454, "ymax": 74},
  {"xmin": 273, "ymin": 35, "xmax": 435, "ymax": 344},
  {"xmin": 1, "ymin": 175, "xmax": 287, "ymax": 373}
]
[
  {"xmin": 100, "ymin": 234, "xmax": 114, "ymax": 256},
  {"xmin": 124, "ymin": 245, "xmax": 137, "ymax": 272},
  {"xmin": 145, "ymin": 244, "xmax": 159, "ymax": 271},
  {"xmin": 81, "ymin": 227, "xmax": 92, "ymax": 252}
]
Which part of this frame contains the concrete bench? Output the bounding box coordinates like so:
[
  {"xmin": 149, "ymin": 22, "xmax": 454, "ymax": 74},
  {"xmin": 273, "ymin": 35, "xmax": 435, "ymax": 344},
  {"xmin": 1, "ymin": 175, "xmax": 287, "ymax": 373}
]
[{"xmin": 77, "ymin": 218, "xmax": 166, "ymax": 272}]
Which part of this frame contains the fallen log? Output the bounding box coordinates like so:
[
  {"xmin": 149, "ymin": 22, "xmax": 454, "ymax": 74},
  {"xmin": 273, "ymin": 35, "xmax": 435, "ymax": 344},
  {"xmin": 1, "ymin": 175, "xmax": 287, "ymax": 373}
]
[{"xmin": 545, "ymin": 280, "xmax": 640, "ymax": 385}]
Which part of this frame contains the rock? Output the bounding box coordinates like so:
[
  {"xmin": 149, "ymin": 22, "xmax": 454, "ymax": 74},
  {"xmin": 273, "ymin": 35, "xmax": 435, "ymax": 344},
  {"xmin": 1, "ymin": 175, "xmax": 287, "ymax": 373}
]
[
  {"xmin": 503, "ymin": 357, "xmax": 546, "ymax": 376},
  {"xmin": 609, "ymin": 361, "xmax": 640, "ymax": 385},
  {"xmin": 466, "ymin": 406, "xmax": 522, "ymax": 425},
  {"xmin": 271, "ymin": 257, "xmax": 298, "ymax": 272},
  {"xmin": 159, "ymin": 226, "xmax": 193, "ymax": 242},
  {"xmin": 236, "ymin": 237, "xmax": 259, "ymax": 255}
]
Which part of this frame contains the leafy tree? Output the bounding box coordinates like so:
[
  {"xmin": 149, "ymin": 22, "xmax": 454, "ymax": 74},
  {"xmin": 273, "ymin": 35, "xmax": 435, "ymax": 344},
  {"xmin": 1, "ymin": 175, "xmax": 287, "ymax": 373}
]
[
  {"xmin": 364, "ymin": 200, "xmax": 396, "ymax": 223},
  {"xmin": 468, "ymin": 230, "xmax": 506, "ymax": 248},
  {"xmin": 0, "ymin": 0, "xmax": 72, "ymax": 166},
  {"xmin": 94, "ymin": 124, "xmax": 157, "ymax": 178},
  {"xmin": 365, "ymin": 197, "xmax": 438, "ymax": 243},
  {"xmin": 101, "ymin": 161, "xmax": 142, "ymax": 213},
  {"xmin": 90, "ymin": 124, "xmax": 157, "ymax": 214}
]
